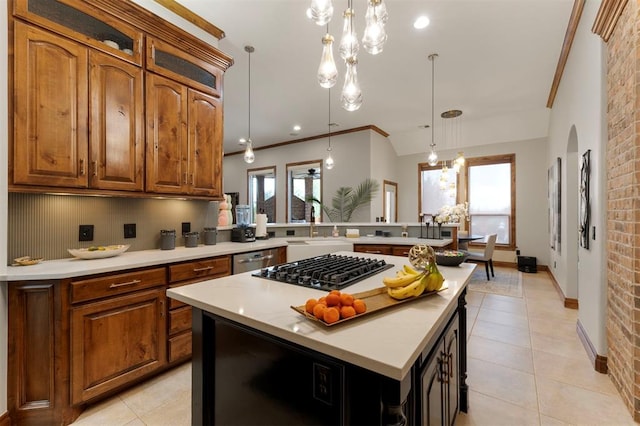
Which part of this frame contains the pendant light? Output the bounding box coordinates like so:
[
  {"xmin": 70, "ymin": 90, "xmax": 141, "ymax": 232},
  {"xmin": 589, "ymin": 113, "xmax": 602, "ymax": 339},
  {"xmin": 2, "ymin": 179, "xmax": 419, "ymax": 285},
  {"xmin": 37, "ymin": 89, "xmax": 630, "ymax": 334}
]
[
  {"xmin": 427, "ymin": 53, "xmax": 438, "ymax": 166},
  {"xmin": 243, "ymin": 45, "xmax": 255, "ymax": 164},
  {"xmin": 325, "ymin": 88, "xmax": 335, "ymax": 169},
  {"xmin": 341, "ymin": 56, "xmax": 362, "ymax": 111},
  {"xmin": 308, "ymin": 0, "xmax": 333, "ymax": 26},
  {"xmin": 441, "ymin": 109, "xmax": 464, "ymax": 173},
  {"xmin": 339, "ymin": 1, "xmax": 358, "ymax": 60},
  {"xmin": 362, "ymin": 0, "xmax": 387, "ymax": 55},
  {"xmin": 317, "ymin": 25, "xmax": 338, "ymax": 88}
]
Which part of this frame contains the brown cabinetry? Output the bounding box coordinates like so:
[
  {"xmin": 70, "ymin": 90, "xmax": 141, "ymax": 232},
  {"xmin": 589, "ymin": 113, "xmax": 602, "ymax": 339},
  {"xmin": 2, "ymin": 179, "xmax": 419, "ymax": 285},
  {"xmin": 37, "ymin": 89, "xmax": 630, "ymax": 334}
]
[
  {"xmin": 353, "ymin": 244, "xmax": 393, "ymax": 255},
  {"xmin": 145, "ymin": 62, "xmax": 223, "ymax": 197},
  {"xmin": 167, "ymin": 255, "xmax": 231, "ymax": 363},
  {"xmin": 10, "ymin": 0, "xmax": 232, "ymax": 199},
  {"xmin": 69, "ymin": 268, "xmax": 167, "ymax": 404}
]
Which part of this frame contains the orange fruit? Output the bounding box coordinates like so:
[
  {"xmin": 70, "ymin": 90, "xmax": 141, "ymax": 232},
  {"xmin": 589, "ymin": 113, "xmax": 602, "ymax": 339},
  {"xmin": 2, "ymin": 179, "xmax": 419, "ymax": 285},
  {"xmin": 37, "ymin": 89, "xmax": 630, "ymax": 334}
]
[
  {"xmin": 326, "ymin": 293, "xmax": 341, "ymax": 306},
  {"xmin": 353, "ymin": 299, "xmax": 367, "ymax": 314},
  {"xmin": 329, "ymin": 289, "xmax": 341, "ymax": 296},
  {"xmin": 313, "ymin": 303, "xmax": 327, "ymax": 319},
  {"xmin": 323, "ymin": 307, "xmax": 340, "ymax": 324},
  {"xmin": 317, "ymin": 296, "xmax": 327, "ymax": 305},
  {"xmin": 305, "ymin": 298, "xmax": 318, "ymax": 314},
  {"xmin": 340, "ymin": 305, "xmax": 356, "ymax": 319},
  {"xmin": 339, "ymin": 293, "xmax": 354, "ymax": 306}
]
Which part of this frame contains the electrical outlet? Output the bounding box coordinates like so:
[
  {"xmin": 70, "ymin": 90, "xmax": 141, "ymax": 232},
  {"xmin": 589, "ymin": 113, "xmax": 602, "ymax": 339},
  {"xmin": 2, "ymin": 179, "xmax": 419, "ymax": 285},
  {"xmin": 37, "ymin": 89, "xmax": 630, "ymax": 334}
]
[
  {"xmin": 312, "ymin": 363, "xmax": 332, "ymax": 405},
  {"xmin": 286, "ymin": 230, "xmax": 295, "ymax": 236},
  {"xmin": 79, "ymin": 224, "xmax": 94, "ymax": 242},
  {"xmin": 124, "ymin": 223, "xmax": 136, "ymax": 239},
  {"xmin": 182, "ymin": 222, "xmax": 191, "ymax": 234}
]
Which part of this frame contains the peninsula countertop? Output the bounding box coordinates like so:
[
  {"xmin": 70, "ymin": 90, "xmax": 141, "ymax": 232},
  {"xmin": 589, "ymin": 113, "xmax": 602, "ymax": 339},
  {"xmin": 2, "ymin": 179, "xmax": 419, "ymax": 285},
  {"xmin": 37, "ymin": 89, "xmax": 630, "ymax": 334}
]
[
  {"xmin": 167, "ymin": 252, "xmax": 474, "ymax": 381},
  {"xmin": 3, "ymin": 237, "xmax": 452, "ymax": 281}
]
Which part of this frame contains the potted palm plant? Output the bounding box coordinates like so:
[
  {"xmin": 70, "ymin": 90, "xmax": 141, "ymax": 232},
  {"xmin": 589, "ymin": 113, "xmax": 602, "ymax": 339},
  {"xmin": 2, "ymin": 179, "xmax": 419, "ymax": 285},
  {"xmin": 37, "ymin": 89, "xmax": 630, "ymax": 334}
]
[{"xmin": 309, "ymin": 178, "xmax": 379, "ymax": 222}]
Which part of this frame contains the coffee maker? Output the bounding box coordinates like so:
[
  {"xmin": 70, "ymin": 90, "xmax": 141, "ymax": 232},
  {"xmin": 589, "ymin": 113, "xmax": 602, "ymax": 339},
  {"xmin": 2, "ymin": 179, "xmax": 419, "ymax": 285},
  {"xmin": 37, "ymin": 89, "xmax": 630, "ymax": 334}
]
[{"xmin": 231, "ymin": 204, "xmax": 256, "ymax": 243}]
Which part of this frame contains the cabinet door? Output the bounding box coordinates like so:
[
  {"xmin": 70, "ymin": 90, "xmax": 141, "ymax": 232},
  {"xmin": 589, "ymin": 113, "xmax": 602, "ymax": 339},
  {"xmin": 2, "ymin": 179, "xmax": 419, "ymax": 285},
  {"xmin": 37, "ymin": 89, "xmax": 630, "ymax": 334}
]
[
  {"xmin": 353, "ymin": 244, "xmax": 392, "ymax": 255},
  {"xmin": 146, "ymin": 73, "xmax": 188, "ymax": 194},
  {"xmin": 70, "ymin": 289, "xmax": 167, "ymax": 404},
  {"xmin": 13, "ymin": 21, "xmax": 89, "ymax": 188},
  {"xmin": 420, "ymin": 347, "xmax": 445, "ymax": 426},
  {"xmin": 188, "ymin": 88, "xmax": 223, "ymax": 197},
  {"xmin": 89, "ymin": 50, "xmax": 144, "ymax": 191},
  {"xmin": 445, "ymin": 318, "xmax": 460, "ymax": 424}
]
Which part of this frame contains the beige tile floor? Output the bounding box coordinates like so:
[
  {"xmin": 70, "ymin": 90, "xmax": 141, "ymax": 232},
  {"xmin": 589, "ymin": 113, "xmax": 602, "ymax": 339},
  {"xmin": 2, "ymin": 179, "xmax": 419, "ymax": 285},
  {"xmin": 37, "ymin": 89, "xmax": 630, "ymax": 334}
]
[{"xmin": 72, "ymin": 268, "xmax": 636, "ymax": 425}]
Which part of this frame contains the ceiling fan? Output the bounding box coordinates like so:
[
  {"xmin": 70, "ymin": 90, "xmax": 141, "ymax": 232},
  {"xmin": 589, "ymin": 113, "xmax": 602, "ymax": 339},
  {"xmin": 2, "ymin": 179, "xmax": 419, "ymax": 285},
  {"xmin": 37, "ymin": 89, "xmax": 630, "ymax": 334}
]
[{"xmin": 293, "ymin": 168, "xmax": 321, "ymax": 179}]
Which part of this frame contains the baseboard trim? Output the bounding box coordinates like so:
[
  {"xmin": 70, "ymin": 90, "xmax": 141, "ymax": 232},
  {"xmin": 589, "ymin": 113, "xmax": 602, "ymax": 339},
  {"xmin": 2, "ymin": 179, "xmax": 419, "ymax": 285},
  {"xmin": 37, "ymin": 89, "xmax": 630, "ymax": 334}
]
[
  {"xmin": 576, "ymin": 319, "xmax": 608, "ymax": 374},
  {"xmin": 547, "ymin": 271, "xmax": 579, "ymax": 309},
  {"xmin": 0, "ymin": 411, "xmax": 11, "ymax": 426}
]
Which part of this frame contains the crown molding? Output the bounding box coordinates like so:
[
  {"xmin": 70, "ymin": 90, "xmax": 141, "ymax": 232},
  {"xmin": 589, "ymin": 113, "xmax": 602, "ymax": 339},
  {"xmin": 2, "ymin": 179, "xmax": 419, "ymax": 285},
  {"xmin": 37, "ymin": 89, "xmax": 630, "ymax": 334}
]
[
  {"xmin": 151, "ymin": 0, "xmax": 225, "ymax": 40},
  {"xmin": 592, "ymin": 0, "xmax": 629, "ymax": 42}
]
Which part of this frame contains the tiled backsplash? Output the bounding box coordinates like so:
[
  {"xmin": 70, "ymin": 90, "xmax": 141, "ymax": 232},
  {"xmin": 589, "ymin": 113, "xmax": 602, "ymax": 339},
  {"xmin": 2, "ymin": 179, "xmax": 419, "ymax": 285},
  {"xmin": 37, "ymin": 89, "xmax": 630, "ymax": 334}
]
[{"xmin": 7, "ymin": 193, "xmax": 218, "ymax": 263}]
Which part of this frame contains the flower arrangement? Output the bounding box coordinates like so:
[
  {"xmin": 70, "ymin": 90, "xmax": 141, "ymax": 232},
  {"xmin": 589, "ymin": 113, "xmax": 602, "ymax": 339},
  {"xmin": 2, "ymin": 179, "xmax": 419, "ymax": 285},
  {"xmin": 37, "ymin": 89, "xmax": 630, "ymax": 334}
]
[{"xmin": 435, "ymin": 202, "xmax": 468, "ymax": 224}]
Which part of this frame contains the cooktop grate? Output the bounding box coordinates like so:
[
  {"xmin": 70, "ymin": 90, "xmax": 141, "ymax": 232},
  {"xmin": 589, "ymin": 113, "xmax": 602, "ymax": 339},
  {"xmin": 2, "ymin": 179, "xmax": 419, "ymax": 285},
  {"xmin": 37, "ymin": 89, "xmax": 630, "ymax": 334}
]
[{"xmin": 253, "ymin": 253, "xmax": 394, "ymax": 291}]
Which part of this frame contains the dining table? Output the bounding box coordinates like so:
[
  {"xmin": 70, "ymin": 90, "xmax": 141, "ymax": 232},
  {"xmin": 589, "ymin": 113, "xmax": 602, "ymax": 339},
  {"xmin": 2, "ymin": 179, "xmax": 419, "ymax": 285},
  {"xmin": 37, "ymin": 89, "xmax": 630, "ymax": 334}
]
[{"xmin": 458, "ymin": 234, "xmax": 485, "ymax": 250}]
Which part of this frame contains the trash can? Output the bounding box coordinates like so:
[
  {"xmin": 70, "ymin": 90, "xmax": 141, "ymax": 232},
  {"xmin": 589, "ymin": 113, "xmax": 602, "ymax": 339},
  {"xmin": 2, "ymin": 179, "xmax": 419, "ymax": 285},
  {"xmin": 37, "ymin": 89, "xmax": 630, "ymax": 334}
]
[{"xmin": 517, "ymin": 256, "xmax": 537, "ymax": 273}]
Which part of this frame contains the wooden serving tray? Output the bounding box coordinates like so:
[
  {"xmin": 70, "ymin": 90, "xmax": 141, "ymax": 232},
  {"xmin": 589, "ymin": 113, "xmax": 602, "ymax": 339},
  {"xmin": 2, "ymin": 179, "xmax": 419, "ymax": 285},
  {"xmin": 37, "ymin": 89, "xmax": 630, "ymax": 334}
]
[{"xmin": 291, "ymin": 283, "xmax": 448, "ymax": 327}]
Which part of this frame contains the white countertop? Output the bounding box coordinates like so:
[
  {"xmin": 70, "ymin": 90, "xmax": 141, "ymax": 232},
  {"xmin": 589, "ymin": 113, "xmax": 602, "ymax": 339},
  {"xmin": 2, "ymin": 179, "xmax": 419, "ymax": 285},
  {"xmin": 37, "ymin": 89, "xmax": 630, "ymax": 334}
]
[
  {"xmin": 3, "ymin": 237, "xmax": 452, "ymax": 281},
  {"xmin": 167, "ymin": 251, "xmax": 474, "ymax": 381}
]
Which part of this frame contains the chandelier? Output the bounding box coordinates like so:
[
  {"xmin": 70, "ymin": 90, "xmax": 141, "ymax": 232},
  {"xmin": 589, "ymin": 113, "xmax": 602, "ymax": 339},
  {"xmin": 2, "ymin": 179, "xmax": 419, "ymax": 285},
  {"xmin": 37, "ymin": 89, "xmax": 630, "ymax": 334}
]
[
  {"xmin": 441, "ymin": 109, "xmax": 464, "ymax": 173},
  {"xmin": 325, "ymin": 88, "xmax": 335, "ymax": 169},
  {"xmin": 310, "ymin": 0, "xmax": 388, "ymax": 111}
]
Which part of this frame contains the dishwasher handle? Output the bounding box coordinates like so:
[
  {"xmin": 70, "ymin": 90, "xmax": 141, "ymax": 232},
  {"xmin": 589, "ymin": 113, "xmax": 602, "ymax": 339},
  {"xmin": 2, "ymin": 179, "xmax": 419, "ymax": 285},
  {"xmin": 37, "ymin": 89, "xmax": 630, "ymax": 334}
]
[{"xmin": 236, "ymin": 254, "xmax": 274, "ymax": 264}]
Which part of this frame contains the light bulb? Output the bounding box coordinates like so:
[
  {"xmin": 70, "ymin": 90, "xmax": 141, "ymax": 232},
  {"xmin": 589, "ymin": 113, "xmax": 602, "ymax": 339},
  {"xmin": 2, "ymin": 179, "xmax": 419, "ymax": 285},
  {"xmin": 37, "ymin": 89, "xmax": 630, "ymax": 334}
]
[
  {"xmin": 243, "ymin": 141, "xmax": 255, "ymax": 164},
  {"xmin": 453, "ymin": 161, "xmax": 461, "ymax": 174},
  {"xmin": 340, "ymin": 57, "xmax": 362, "ymax": 111},
  {"xmin": 309, "ymin": 0, "xmax": 333, "ymax": 26},
  {"xmin": 325, "ymin": 152, "xmax": 334, "ymax": 169},
  {"xmin": 317, "ymin": 34, "xmax": 338, "ymax": 88},
  {"xmin": 427, "ymin": 148, "xmax": 438, "ymax": 166},
  {"xmin": 362, "ymin": 0, "xmax": 387, "ymax": 55},
  {"xmin": 339, "ymin": 8, "xmax": 358, "ymax": 60}
]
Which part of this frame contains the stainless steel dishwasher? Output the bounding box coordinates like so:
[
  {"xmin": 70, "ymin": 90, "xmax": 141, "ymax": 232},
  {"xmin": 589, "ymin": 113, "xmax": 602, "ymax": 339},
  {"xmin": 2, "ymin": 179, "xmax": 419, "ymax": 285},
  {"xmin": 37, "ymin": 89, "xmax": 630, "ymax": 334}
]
[{"xmin": 232, "ymin": 249, "xmax": 277, "ymax": 274}]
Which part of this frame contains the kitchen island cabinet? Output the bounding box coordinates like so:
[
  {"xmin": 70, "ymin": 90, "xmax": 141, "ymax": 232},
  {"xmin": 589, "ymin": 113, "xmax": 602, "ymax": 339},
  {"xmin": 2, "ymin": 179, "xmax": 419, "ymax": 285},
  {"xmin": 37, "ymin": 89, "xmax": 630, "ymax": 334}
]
[{"xmin": 168, "ymin": 252, "xmax": 473, "ymax": 425}]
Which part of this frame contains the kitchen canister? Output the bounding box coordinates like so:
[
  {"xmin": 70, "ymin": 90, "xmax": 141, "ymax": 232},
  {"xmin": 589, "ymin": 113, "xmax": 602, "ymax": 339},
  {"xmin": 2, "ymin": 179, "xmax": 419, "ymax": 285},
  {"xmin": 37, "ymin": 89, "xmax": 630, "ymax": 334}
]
[
  {"xmin": 160, "ymin": 229, "xmax": 176, "ymax": 250},
  {"xmin": 203, "ymin": 227, "xmax": 217, "ymax": 245},
  {"xmin": 184, "ymin": 231, "xmax": 199, "ymax": 248}
]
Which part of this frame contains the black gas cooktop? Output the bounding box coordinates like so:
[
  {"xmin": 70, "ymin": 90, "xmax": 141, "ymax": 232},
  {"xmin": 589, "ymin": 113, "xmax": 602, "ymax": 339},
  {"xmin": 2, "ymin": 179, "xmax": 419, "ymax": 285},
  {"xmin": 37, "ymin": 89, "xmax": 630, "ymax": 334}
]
[{"xmin": 253, "ymin": 253, "xmax": 394, "ymax": 291}]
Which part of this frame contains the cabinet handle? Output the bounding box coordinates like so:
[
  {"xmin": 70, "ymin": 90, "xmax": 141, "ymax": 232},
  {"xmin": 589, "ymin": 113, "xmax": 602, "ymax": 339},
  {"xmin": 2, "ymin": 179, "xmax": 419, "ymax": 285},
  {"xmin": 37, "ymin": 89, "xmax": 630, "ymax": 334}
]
[
  {"xmin": 193, "ymin": 266, "xmax": 214, "ymax": 272},
  {"xmin": 448, "ymin": 352, "xmax": 454, "ymax": 378},
  {"xmin": 436, "ymin": 357, "xmax": 444, "ymax": 383},
  {"xmin": 92, "ymin": 161, "xmax": 98, "ymax": 176},
  {"xmin": 160, "ymin": 300, "xmax": 164, "ymax": 317},
  {"xmin": 237, "ymin": 255, "xmax": 273, "ymax": 264},
  {"xmin": 190, "ymin": 174, "xmax": 194, "ymax": 185},
  {"xmin": 440, "ymin": 351, "xmax": 449, "ymax": 384},
  {"xmin": 183, "ymin": 173, "xmax": 188, "ymax": 184},
  {"xmin": 109, "ymin": 279, "xmax": 141, "ymax": 288},
  {"xmin": 79, "ymin": 159, "xmax": 85, "ymax": 175}
]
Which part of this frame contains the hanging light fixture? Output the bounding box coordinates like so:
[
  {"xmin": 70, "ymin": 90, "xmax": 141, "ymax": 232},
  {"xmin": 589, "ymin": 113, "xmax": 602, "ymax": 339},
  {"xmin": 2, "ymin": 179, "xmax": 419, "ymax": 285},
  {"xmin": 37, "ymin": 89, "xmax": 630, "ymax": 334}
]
[
  {"xmin": 325, "ymin": 88, "xmax": 335, "ymax": 169},
  {"xmin": 318, "ymin": 24, "xmax": 338, "ymax": 88},
  {"xmin": 308, "ymin": 0, "xmax": 334, "ymax": 26},
  {"xmin": 427, "ymin": 53, "xmax": 439, "ymax": 166},
  {"xmin": 441, "ymin": 109, "xmax": 464, "ymax": 173},
  {"xmin": 309, "ymin": 0, "xmax": 388, "ymax": 111},
  {"xmin": 243, "ymin": 45, "xmax": 255, "ymax": 164}
]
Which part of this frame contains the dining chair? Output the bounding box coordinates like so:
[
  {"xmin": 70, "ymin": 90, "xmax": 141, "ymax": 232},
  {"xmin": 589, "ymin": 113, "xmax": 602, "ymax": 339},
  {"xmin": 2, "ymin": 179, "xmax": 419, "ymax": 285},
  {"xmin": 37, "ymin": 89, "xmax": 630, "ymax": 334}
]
[{"xmin": 465, "ymin": 233, "xmax": 497, "ymax": 280}]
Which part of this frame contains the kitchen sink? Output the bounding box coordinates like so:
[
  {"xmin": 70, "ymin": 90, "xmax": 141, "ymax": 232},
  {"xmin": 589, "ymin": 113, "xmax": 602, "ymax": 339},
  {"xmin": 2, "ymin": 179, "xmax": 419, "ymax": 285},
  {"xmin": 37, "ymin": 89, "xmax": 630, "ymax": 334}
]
[{"xmin": 286, "ymin": 239, "xmax": 354, "ymax": 261}]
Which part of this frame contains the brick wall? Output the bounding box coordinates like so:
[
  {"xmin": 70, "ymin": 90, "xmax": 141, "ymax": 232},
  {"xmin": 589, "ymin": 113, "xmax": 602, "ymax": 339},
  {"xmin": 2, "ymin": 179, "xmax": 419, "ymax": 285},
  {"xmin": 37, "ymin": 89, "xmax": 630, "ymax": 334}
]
[{"xmin": 606, "ymin": 0, "xmax": 639, "ymax": 419}]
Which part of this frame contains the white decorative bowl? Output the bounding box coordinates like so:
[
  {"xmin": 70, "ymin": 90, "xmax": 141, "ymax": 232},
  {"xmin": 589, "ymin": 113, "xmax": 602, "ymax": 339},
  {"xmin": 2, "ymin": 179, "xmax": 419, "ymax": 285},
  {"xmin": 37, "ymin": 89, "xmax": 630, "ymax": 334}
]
[{"xmin": 68, "ymin": 244, "xmax": 130, "ymax": 259}]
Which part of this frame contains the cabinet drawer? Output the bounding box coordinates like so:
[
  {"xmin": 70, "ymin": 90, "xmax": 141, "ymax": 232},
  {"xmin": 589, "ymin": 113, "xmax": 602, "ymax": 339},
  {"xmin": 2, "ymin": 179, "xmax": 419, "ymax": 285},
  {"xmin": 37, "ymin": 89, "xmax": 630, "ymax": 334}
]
[
  {"xmin": 169, "ymin": 305, "xmax": 192, "ymax": 335},
  {"xmin": 392, "ymin": 246, "xmax": 411, "ymax": 257},
  {"xmin": 169, "ymin": 256, "xmax": 230, "ymax": 283},
  {"xmin": 71, "ymin": 267, "xmax": 166, "ymax": 304},
  {"xmin": 168, "ymin": 331, "xmax": 192, "ymax": 363},
  {"xmin": 353, "ymin": 244, "xmax": 392, "ymax": 255}
]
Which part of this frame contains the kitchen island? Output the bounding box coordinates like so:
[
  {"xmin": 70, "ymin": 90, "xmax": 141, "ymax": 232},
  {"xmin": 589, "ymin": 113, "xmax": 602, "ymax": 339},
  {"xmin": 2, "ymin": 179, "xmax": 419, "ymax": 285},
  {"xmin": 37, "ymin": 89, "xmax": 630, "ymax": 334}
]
[{"xmin": 167, "ymin": 252, "xmax": 474, "ymax": 425}]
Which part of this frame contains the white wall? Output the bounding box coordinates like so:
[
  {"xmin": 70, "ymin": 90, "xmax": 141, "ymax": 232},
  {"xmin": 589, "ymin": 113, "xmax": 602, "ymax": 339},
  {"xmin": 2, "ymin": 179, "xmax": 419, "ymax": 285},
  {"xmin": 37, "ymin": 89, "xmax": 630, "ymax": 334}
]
[
  {"xmin": 369, "ymin": 130, "xmax": 399, "ymax": 222},
  {"xmin": 223, "ymin": 130, "xmax": 374, "ymax": 223},
  {"xmin": 1, "ymin": 0, "xmax": 9, "ymax": 417},
  {"xmin": 396, "ymin": 138, "xmax": 549, "ymax": 265},
  {"xmin": 547, "ymin": 0, "xmax": 607, "ymax": 355}
]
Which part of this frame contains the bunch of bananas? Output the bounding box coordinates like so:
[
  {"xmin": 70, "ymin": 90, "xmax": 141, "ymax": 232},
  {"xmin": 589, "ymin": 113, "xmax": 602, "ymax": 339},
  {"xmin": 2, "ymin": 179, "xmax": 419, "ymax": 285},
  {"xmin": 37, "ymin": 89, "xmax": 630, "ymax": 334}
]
[
  {"xmin": 383, "ymin": 265, "xmax": 429, "ymax": 300},
  {"xmin": 382, "ymin": 246, "xmax": 446, "ymax": 300}
]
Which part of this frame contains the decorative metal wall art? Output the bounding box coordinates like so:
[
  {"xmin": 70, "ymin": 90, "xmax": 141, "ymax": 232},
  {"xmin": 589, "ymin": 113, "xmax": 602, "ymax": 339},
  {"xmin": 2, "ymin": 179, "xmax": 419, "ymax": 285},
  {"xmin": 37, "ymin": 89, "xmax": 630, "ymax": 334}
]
[{"xmin": 579, "ymin": 149, "xmax": 591, "ymax": 249}]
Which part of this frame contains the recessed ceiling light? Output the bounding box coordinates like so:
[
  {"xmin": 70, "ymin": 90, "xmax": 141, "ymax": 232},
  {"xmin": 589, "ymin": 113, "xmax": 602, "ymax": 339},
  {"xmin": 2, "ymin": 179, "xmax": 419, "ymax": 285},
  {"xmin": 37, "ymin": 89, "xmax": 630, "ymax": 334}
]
[
  {"xmin": 414, "ymin": 16, "xmax": 430, "ymax": 29},
  {"xmin": 293, "ymin": 125, "xmax": 301, "ymax": 132},
  {"xmin": 239, "ymin": 138, "xmax": 247, "ymax": 144}
]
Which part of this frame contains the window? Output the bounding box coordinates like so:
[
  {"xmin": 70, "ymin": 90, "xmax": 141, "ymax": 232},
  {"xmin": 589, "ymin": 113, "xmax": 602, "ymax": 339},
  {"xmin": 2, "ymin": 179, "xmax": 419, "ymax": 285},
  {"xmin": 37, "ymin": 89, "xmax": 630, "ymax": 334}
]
[
  {"xmin": 286, "ymin": 161, "xmax": 322, "ymax": 223},
  {"xmin": 418, "ymin": 163, "xmax": 459, "ymax": 219},
  {"xmin": 247, "ymin": 166, "xmax": 276, "ymax": 223},
  {"xmin": 466, "ymin": 154, "xmax": 515, "ymax": 247}
]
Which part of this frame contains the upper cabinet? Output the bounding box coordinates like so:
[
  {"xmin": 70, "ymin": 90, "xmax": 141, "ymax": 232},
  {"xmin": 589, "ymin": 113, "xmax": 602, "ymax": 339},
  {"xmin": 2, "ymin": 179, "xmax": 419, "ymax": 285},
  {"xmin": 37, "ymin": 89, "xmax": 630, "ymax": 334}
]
[{"xmin": 9, "ymin": 0, "xmax": 233, "ymax": 200}]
